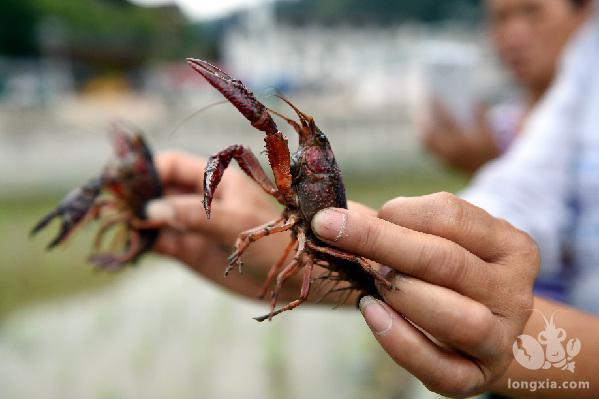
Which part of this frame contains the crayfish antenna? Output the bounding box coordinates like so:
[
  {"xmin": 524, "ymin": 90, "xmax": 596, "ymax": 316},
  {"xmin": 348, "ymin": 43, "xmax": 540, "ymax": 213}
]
[
  {"xmin": 267, "ymin": 107, "xmax": 302, "ymax": 132},
  {"xmin": 269, "ymin": 94, "xmax": 318, "ymax": 144},
  {"xmin": 274, "ymin": 94, "xmax": 313, "ymax": 127}
]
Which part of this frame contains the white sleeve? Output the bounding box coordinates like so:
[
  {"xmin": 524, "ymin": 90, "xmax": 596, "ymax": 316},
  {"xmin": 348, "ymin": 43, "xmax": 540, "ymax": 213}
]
[{"xmin": 460, "ymin": 17, "xmax": 598, "ymax": 274}]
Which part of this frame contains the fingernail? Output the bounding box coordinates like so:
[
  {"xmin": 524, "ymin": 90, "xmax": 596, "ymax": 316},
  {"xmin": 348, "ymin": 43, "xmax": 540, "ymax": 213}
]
[
  {"xmin": 359, "ymin": 296, "xmax": 393, "ymax": 336},
  {"xmin": 146, "ymin": 199, "xmax": 175, "ymax": 221},
  {"xmin": 311, "ymin": 208, "xmax": 347, "ymax": 242}
]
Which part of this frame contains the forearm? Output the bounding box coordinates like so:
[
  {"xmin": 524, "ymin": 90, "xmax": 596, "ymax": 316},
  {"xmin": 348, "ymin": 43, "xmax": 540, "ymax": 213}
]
[{"xmin": 491, "ymin": 297, "xmax": 599, "ymax": 398}]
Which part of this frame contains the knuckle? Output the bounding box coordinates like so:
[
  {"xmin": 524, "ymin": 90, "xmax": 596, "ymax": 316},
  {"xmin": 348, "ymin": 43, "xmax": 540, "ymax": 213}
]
[
  {"xmin": 179, "ymin": 203, "xmax": 200, "ymax": 225},
  {"xmin": 431, "ymin": 192, "xmax": 468, "ymax": 228},
  {"xmin": 415, "ymin": 243, "xmax": 438, "ymax": 278},
  {"xmin": 420, "ymin": 242, "xmax": 467, "ymax": 284},
  {"xmin": 443, "ymin": 196, "xmax": 466, "ymax": 224},
  {"xmin": 432, "ymin": 191, "xmax": 461, "ymax": 208},
  {"xmin": 426, "ymin": 369, "xmax": 476, "ymax": 398},
  {"xmin": 458, "ymin": 304, "xmax": 495, "ymax": 347},
  {"xmin": 156, "ymin": 151, "xmax": 178, "ymax": 173},
  {"xmin": 358, "ymin": 217, "xmax": 383, "ymax": 254},
  {"xmin": 509, "ymin": 228, "xmax": 541, "ymax": 272},
  {"xmin": 379, "ymin": 198, "xmax": 402, "ymax": 220},
  {"xmin": 521, "ymin": 234, "xmax": 541, "ymax": 266},
  {"xmin": 511, "ymin": 291, "xmax": 535, "ymax": 320}
]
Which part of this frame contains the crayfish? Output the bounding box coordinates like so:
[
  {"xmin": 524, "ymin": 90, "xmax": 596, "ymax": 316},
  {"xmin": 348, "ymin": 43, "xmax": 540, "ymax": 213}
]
[
  {"xmin": 31, "ymin": 125, "xmax": 162, "ymax": 270},
  {"xmin": 187, "ymin": 59, "xmax": 392, "ymax": 321}
]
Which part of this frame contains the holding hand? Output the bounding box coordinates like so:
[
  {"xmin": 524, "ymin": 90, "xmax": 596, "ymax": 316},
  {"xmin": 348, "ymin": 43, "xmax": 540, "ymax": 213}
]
[
  {"xmin": 311, "ymin": 192, "xmax": 540, "ymax": 397},
  {"xmin": 420, "ymin": 101, "xmax": 500, "ymax": 174},
  {"xmin": 147, "ymin": 151, "xmax": 286, "ymax": 297}
]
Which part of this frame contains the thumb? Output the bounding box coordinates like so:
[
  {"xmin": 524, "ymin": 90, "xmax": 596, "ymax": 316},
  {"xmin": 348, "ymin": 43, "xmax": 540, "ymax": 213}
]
[{"xmin": 146, "ymin": 195, "xmax": 237, "ymax": 243}]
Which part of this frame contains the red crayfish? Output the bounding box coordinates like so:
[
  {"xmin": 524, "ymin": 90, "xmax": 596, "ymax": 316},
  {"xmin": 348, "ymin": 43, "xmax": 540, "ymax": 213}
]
[
  {"xmin": 31, "ymin": 125, "xmax": 163, "ymax": 270},
  {"xmin": 187, "ymin": 59, "xmax": 392, "ymax": 321}
]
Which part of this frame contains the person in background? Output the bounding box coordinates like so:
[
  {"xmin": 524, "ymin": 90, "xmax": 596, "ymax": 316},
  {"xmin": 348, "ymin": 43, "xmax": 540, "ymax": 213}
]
[{"xmin": 420, "ymin": 0, "xmax": 592, "ymax": 173}]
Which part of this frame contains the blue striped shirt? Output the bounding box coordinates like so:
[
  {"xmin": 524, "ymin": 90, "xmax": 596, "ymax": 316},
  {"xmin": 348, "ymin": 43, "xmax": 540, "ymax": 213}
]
[{"xmin": 461, "ymin": 14, "xmax": 599, "ymax": 314}]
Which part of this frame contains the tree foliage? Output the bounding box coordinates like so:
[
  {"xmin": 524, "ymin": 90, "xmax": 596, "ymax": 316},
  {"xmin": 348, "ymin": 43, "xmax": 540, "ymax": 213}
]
[
  {"xmin": 0, "ymin": 0, "xmax": 214, "ymax": 60},
  {"xmin": 0, "ymin": 0, "xmax": 40, "ymax": 56}
]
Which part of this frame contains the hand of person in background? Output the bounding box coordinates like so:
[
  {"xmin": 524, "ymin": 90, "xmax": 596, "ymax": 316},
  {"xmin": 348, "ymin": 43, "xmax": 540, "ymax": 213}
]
[
  {"xmin": 420, "ymin": 100, "xmax": 500, "ymax": 174},
  {"xmin": 311, "ymin": 192, "xmax": 540, "ymax": 397},
  {"xmin": 145, "ymin": 151, "xmax": 283, "ymax": 298},
  {"xmin": 146, "ymin": 151, "xmax": 374, "ymax": 301}
]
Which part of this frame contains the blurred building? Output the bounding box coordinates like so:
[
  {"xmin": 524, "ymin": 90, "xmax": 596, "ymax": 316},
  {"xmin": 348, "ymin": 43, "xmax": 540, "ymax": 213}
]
[{"xmin": 222, "ymin": 4, "xmax": 505, "ymax": 108}]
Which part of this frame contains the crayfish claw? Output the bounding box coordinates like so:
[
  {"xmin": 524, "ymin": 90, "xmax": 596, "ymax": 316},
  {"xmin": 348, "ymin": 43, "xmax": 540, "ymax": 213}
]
[
  {"xmin": 46, "ymin": 224, "xmax": 73, "ymax": 250},
  {"xmin": 187, "ymin": 58, "xmax": 278, "ymax": 135},
  {"xmin": 31, "ymin": 177, "xmax": 103, "ymax": 250},
  {"xmin": 31, "ymin": 209, "xmax": 72, "ymax": 250},
  {"xmin": 202, "ymin": 197, "xmax": 212, "ymax": 220},
  {"xmin": 224, "ymin": 256, "xmax": 242, "ymax": 276},
  {"xmin": 30, "ymin": 209, "xmax": 59, "ymax": 238}
]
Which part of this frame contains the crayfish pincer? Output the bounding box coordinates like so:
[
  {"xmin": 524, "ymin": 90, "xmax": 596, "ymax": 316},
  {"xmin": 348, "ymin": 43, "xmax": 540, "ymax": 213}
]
[
  {"xmin": 187, "ymin": 58, "xmax": 393, "ymax": 321},
  {"xmin": 31, "ymin": 125, "xmax": 163, "ymax": 270}
]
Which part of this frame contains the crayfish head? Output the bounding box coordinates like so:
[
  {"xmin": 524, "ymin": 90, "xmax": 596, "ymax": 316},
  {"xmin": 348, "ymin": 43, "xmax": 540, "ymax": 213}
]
[
  {"xmin": 103, "ymin": 125, "xmax": 162, "ymax": 215},
  {"xmin": 268, "ymin": 94, "xmax": 331, "ymax": 150}
]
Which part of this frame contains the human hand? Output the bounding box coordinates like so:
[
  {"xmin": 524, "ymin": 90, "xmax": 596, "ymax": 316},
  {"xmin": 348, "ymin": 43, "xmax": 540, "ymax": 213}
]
[
  {"xmin": 146, "ymin": 151, "xmax": 286, "ymax": 297},
  {"xmin": 419, "ymin": 100, "xmax": 500, "ymax": 174},
  {"xmin": 311, "ymin": 192, "xmax": 540, "ymax": 397}
]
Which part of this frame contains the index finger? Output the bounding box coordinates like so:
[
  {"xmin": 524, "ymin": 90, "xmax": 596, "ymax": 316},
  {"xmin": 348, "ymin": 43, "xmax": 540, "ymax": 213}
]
[
  {"xmin": 311, "ymin": 207, "xmax": 496, "ymax": 300},
  {"xmin": 378, "ymin": 193, "xmax": 533, "ymax": 263}
]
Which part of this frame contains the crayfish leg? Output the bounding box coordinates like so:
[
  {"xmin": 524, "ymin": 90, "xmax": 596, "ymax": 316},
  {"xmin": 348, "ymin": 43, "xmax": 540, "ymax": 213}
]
[
  {"xmin": 226, "ymin": 215, "xmax": 296, "ymax": 276},
  {"xmin": 89, "ymin": 229, "xmax": 141, "ymax": 271},
  {"xmin": 255, "ymin": 255, "xmax": 315, "ymax": 322},
  {"xmin": 258, "ymin": 230, "xmax": 306, "ymax": 320},
  {"xmin": 93, "ymin": 218, "xmax": 125, "ymax": 251},
  {"xmin": 306, "ymin": 241, "xmax": 394, "ymax": 291},
  {"xmin": 257, "ymin": 238, "xmax": 297, "ymax": 300},
  {"xmin": 255, "ymin": 258, "xmax": 301, "ymax": 322}
]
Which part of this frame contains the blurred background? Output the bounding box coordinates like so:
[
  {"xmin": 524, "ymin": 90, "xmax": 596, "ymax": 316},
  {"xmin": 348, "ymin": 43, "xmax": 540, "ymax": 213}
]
[{"xmin": 0, "ymin": 0, "xmax": 516, "ymax": 398}]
